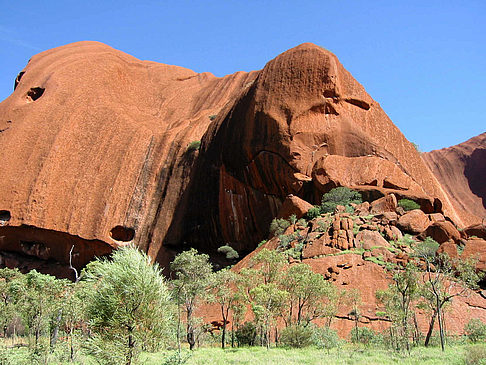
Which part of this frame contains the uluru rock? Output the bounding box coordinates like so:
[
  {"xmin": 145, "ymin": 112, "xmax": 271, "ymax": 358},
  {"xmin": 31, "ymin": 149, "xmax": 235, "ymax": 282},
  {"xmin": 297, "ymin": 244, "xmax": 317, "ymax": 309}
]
[
  {"xmin": 0, "ymin": 41, "xmax": 257, "ymax": 275},
  {"xmin": 0, "ymin": 41, "xmax": 474, "ymax": 276},
  {"xmin": 423, "ymin": 133, "xmax": 486, "ymax": 227}
]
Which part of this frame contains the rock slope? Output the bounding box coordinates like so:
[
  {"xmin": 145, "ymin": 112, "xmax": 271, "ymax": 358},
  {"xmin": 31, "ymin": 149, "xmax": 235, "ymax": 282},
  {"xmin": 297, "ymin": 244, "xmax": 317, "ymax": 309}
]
[{"xmin": 423, "ymin": 133, "xmax": 486, "ymax": 227}]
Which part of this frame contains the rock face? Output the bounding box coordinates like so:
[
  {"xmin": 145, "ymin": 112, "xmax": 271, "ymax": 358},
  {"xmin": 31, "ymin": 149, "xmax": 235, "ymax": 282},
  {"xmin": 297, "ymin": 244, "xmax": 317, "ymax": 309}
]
[
  {"xmin": 0, "ymin": 41, "xmax": 257, "ymax": 276},
  {"xmin": 181, "ymin": 43, "xmax": 458, "ymax": 254},
  {"xmin": 0, "ymin": 41, "xmax": 477, "ymax": 276},
  {"xmin": 423, "ymin": 133, "xmax": 486, "ymax": 227}
]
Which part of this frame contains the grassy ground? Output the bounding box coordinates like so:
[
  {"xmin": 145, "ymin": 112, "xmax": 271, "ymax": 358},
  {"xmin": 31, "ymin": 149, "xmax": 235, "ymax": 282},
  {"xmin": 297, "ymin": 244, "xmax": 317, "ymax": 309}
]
[
  {"xmin": 140, "ymin": 344, "xmax": 485, "ymax": 365},
  {"xmin": 1, "ymin": 342, "xmax": 484, "ymax": 364}
]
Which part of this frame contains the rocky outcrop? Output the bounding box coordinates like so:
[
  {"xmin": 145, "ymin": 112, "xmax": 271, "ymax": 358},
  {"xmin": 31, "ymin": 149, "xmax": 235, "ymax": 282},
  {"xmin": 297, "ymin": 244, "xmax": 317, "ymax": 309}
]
[
  {"xmin": 423, "ymin": 133, "xmax": 486, "ymax": 227},
  {"xmin": 181, "ymin": 43, "xmax": 457, "ymax": 254}
]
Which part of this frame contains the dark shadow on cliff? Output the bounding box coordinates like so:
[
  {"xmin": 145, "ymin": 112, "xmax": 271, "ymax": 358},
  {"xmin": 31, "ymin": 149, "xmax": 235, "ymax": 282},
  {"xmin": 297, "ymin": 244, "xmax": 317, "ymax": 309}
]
[{"xmin": 465, "ymin": 148, "xmax": 486, "ymax": 210}]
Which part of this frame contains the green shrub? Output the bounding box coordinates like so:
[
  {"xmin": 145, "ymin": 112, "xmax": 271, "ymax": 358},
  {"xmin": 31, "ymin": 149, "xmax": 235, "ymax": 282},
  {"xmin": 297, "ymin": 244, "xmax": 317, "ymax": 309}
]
[
  {"xmin": 398, "ymin": 199, "xmax": 420, "ymax": 211},
  {"xmin": 187, "ymin": 140, "xmax": 201, "ymax": 152},
  {"xmin": 235, "ymin": 322, "xmax": 258, "ymax": 346},
  {"xmin": 257, "ymin": 240, "xmax": 267, "ymax": 248},
  {"xmin": 321, "ymin": 187, "xmax": 362, "ymax": 213},
  {"xmin": 465, "ymin": 319, "xmax": 486, "ymax": 343},
  {"xmin": 217, "ymin": 245, "xmax": 239, "ymax": 260},
  {"xmin": 350, "ymin": 327, "xmax": 380, "ymax": 345},
  {"xmin": 306, "ymin": 206, "xmax": 321, "ymax": 219},
  {"xmin": 313, "ymin": 327, "xmax": 340, "ymax": 352},
  {"xmin": 209, "ymin": 115, "xmax": 217, "ymax": 121},
  {"xmin": 279, "ymin": 325, "xmax": 314, "ymax": 348},
  {"xmin": 464, "ymin": 345, "xmax": 486, "ymax": 365},
  {"xmin": 270, "ymin": 218, "xmax": 290, "ymax": 237}
]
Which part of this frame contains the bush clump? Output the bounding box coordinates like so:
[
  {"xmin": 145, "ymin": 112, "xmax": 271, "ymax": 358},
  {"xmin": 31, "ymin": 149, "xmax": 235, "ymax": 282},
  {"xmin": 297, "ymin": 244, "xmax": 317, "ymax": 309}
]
[
  {"xmin": 217, "ymin": 245, "xmax": 239, "ymax": 260},
  {"xmin": 279, "ymin": 325, "xmax": 314, "ymax": 348},
  {"xmin": 398, "ymin": 198, "xmax": 420, "ymax": 211},
  {"xmin": 235, "ymin": 322, "xmax": 258, "ymax": 346},
  {"xmin": 465, "ymin": 319, "xmax": 486, "ymax": 343},
  {"xmin": 321, "ymin": 187, "xmax": 362, "ymax": 213},
  {"xmin": 464, "ymin": 345, "xmax": 486, "ymax": 365},
  {"xmin": 269, "ymin": 218, "xmax": 291, "ymax": 237},
  {"xmin": 306, "ymin": 206, "xmax": 322, "ymax": 219},
  {"xmin": 313, "ymin": 327, "xmax": 340, "ymax": 353},
  {"xmin": 187, "ymin": 140, "xmax": 201, "ymax": 152}
]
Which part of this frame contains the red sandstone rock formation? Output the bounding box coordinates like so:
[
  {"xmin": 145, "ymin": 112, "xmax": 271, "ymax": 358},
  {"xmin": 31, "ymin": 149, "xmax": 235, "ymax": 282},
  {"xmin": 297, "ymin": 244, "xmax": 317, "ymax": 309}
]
[
  {"xmin": 0, "ymin": 41, "xmax": 480, "ymax": 278},
  {"xmin": 423, "ymin": 133, "xmax": 486, "ymax": 227},
  {"xmin": 0, "ymin": 41, "xmax": 257, "ymax": 276}
]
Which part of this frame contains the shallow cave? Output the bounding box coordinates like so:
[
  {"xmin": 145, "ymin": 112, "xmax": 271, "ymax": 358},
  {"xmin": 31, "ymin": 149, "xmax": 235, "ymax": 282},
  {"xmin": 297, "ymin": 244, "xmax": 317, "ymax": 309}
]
[
  {"xmin": 26, "ymin": 87, "xmax": 45, "ymax": 102},
  {"xmin": 110, "ymin": 226, "xmax": 135, "ymax": 242},
  {"xmin": 0, "ymin": 210, "xmax": 11, "ymax": 222}
]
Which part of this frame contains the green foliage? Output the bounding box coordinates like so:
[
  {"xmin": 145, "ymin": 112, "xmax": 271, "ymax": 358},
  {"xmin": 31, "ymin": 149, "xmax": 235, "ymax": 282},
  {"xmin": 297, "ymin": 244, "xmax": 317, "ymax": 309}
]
[
  {"xmin": 321, "ymin": 187, "xmax": 362, "ymax": 213},
  {"xmin": 257, "ymin": 240, "xmax": 267, "ymax": 248},
  {"xmin": 411, "ymin": 142, "xmax": 421, "ymax": 153},
  {"xmin": 414, "ymin": 237, "xmax": 440, "ymax": 260},
  {"xmin": 316, "ymin": 218, "xmax": 329, "ymax": 232},
  {"xmin": 209, "ymin": 114, "xmax": 217, "ymax": 121},
  {"xmin": 464, "ymin": 345, "xmax": 486, "ymax": 365},
  {"xmin": 350, "ymin": 327, "xmax": 380, "ymax": 345},
  {"xmin": 465, "ymin": 319, "xmax": 486, "ymax": 343},
  {"xmin": 171, "ymin": 248, "xmax": 213, "ymax": 350},
  {"xmin": 84, "ymin": 245, "xmax": 173, "ymax": 364},
  {"xmin": 217, "ymin": 245, "xmax": 239, "ymax": 260},
  {"xmin": 269, "ymin": 218, "xmax": 290, "ymax": 237},
  {"xmin": 313, "ymin": 327, "xmax": 340, "ymax": 353},
  {"xmin": 279, "ymin": 325, "xmax": 314, "ymax": 348},
  {"xmin": 235, "ymin": 322, "xmax": 258, "ymax": 346},
  {"xmin": 398, "ymin": 198, "xmax": 420, "ymax": 211},
  {"xmin": 186, "ymin": 140, "xmax": 201, "ymax": 152},
  {"xmin": 306, "ymin": 206, "xmax": 321, "ymax": 219},
  {"xmin": 296, "ymin": 218, "xmax": 307, "ymax": 228}
]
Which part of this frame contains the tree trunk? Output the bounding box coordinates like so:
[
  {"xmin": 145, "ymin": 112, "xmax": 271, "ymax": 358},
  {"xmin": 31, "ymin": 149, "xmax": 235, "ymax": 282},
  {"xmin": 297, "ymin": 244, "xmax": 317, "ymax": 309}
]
[
  {"xmin": 186, "ymin": 307, "xmax": 195, "ymax": 350},
  {"xmin": 126, "ymin": 327, "xmax": 135, "ymax": 365},
  {"xmin": 424, "ymin": 310, "xmax": 437, "ymax": 347},
  {"xmin": 50, "ymin": 309, "xmax": 62, "ymax": 348},
  {"xmin": 437, "ymin": 303, "xmax": 445, "ymax": 351}
]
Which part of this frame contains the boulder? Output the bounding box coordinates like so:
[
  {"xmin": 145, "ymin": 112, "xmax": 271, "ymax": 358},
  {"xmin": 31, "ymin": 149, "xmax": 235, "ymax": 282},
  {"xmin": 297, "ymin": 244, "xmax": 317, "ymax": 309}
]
[
  {"xmin": 354, "ymin": 202, "xmax": 371, "ymax": 217},
  {"xmin": 421, "ymin": 221, "xmax": 461, "ymax": 244},
  {"xmin": 277, "ymin": 195, "xmax": 313, "ymax": 219},
  {"xmin": 370, "ymin": 194, "xmax": 397, "ymax": 214},
  {"xmin": 428, "ymin": 213, "xmax": 446, "ymax": 223},
  {"xmin": 384, "ymin": 225, "xmax": 402, "ymax": 241},
  {"xmin": 437, "ymin": 240, "xmax": 459, "ymax": 259},
  {"xmin": 461, "ymin": 238, "xmax": 486, "ymax": 271},
  {"xmin": 398, "ymin": 210, "xmax": 430, "ymax": 234},
  {"xmin": 355, "ymin": 230, "xmax": 390, "ymax": 250}
]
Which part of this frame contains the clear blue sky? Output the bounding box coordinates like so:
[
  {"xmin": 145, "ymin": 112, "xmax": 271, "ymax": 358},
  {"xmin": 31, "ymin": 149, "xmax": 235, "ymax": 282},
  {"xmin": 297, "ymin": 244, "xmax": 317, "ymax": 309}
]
[{"xmin": 1, "ymin": 1, "xmax": 484, "ymax": 151}]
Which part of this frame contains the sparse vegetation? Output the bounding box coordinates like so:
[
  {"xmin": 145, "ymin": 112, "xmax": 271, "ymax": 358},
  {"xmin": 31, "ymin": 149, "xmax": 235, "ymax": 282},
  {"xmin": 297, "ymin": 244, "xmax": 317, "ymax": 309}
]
[
  {"xmin": 398, "ymin": 199, "xmax": 420, "ymax": 211},
  {"xmin": 217, "ymin": 245, "xmax": 239, "ymax": 260},
  {"xmin": 321, "ymin": 187, "xmax": 362, "ymax": 213},
  {"xmin": 186, "ymin": 140, "xmax": 201, "ymax": 152}
]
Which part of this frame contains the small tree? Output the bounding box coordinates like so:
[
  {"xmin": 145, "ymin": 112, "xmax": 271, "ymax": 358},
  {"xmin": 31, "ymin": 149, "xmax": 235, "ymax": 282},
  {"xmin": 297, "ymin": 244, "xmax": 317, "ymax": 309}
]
[
  {"xmin": 414, "ymin": 238, "xmax": 483, "ymax": 351},
  {"xmin": 217, "ymin": 245, "xmax": 239, "ymax": 260},
  {"xmin": 171, "ymin": 248, "xmax": 213, "ymax": 351},
  {"xmin": 84, "ymin": 246, "xmax": 173, "ymax": 365},
  {"xmin": 283, "ymin": 263, "xmax": 336, "ymax": 327},
  {"xmin": 211, "ymin": 268, "xmax": 241, "ymax": 348},
  {"xmin": 376, "ymin": 263, "xmax": 419, "ymax": 352}
]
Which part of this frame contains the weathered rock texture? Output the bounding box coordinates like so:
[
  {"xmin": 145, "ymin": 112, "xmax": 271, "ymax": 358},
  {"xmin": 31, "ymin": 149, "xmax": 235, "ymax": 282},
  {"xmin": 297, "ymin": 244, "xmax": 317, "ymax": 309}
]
[
  {"xmin": 423, "ymin": 133, "xmax": 486, "ymax": 227},
  {"xmin": 0, "ymin": 41, "xmax": 257, "ymax": 276},
  {"xmin": 0, "ymin": 41, "xmax": 479, "ymax": 277}
]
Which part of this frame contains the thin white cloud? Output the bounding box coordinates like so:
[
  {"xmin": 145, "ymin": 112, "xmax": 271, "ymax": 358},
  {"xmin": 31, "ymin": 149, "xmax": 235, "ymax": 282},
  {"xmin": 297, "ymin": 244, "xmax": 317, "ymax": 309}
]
[{"xmin": 0, "ymin": 25, "xmax": 41, "ymax": 51}]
